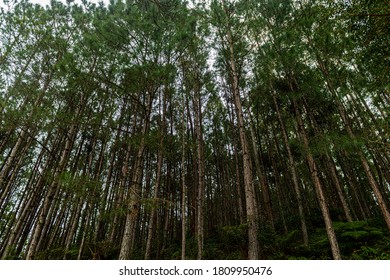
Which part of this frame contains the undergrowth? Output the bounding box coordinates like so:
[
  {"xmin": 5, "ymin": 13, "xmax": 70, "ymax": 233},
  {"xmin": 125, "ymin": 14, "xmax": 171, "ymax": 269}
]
[{"xmin": 30, "ymin": 219, "xmax": 389, "ymax": 260}]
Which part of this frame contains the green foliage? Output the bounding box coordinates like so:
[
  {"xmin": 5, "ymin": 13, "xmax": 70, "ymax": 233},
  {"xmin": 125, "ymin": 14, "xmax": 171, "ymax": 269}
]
[
  {"xmin": 160, "ymin": 240, "xmax": 184, "ymax": 260},
  {"xmin": 0, "ymin": 0, "xmax": 388, "ymax": 261},
  {"xmin": 163, "ymin": 225, "xmax": 250, "ymax": 260},
  {"xmin": 38, "ymin": 241, "xmax": 121, "ymax": 260},
  {"xmin": 36, "ymin": 247, "xmax": 65, "ymax": 260},
  {"xmin": 278, "ymin": 230, "xmax": 299, "ymax": 248},
  {"xmin": 164, "ymin": 220, "xmax": 386, "ymax": 260},
  {"xmin": 219, "ymin": 224, "xmax": 247, "ymax": 247},
  {"xmin": 58, "ymin": 171, "xmax": 102, "ymax": 201},
  {"xmin": 351, "ymin": 245, "xmax": 390, "ymax": 260},
  {"xmin": 341, "ymin": 230, "xmax": 370, "ymax": 240},
  {"xmin": 272, "ymin": 220, "xmax": 390, "ymax": 259},
  {"xmin": 333, "ymin": 220, "xmax": 388, "ymax": 257},
  {"xmin": 88, "ymin": 241, "xmax": 121, "ymax": 260}
]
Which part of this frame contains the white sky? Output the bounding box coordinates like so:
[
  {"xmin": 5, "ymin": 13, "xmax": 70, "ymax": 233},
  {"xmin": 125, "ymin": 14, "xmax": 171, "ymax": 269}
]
[
  {"xmin": 0, "ymin": 0, "xmax": 109, "ymax": 8},
  {"xmin": 30, "ymin": 0, "xmax": 108, "ymax": 6}
]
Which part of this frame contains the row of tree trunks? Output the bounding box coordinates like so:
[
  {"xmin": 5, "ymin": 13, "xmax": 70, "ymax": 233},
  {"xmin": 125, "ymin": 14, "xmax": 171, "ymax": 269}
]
[
  {"xmin": 119, "ymin": 92, "xmax": 154, "ymax": 260},
  {"xmin": 0, "ymin": 0, "xmax": 388, "ymax": 261},
  {"xmin": 26, "ymin": 95, "xmax": 84, "ymax": 260}
]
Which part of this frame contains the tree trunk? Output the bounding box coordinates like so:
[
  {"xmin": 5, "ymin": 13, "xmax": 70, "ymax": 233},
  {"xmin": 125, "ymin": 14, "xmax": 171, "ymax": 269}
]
[
  {"xmin": 294, "ymin": 100, "xmax": 341, "ymax": 260},
  {"xmin": 272, "ymin": 93, "xmax": 309, "ymax": 246},
  {"xmin": 26, "ymin": 101, "xmax": 81, "ymax": 259},
  {"xmin": 145, "ymin": 90, "xmax": 167, "ymax": 260},
  {"xmin": 119, "ymin": 94, "xmax": 153, "ymax": 260},
  {"xmin": 309, "ymin": 38, "xmax": 390, "ymax": 231},
  {"xmin": 228, "ymin": 101, "xmax": 245, "ymax": 225},
  {"xmin": 181, "ymin": 93, "xmax": 187, "ymax": 260},
  {"xmin": 226, "ymin": 24, "xmax": 259, "ymax": 259},
  {"xmin": 248, "ymin": 113, "xmax": 275, "ymax": 231},
  {"xmin": 193, "ymin": 80, "xmax": 205, "ymax": 260}
]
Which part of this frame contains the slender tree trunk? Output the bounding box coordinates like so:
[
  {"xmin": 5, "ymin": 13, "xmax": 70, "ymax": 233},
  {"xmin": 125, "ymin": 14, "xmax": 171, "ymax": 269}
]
[
  {"xmin": 145, "ymin": 90, "xmax": 166, "ymax": 260},
  {"xmin": 119, "ymin": 94, "xmax": 153, "ymax": 260},
  {"xmin": 294, "ymin": 100, "xmax": 341, "ymax": 260},
  {"xmin": 26, "ymin": 102, "xmax": 80, "ymax": 259},
  {"xmin": 181, "ymin": 93, "xmax": 187, "ymax": 260},
  {"xmin": 193, "ymin": 80, "xmax": 205, "ymax": 260},
  {"xmin": 228, "ymin": 101, "xmax": 245, "ymax": 224},
  {"xmin": 338, "ymin": 151, "xmax": 369, "ymax": 220},
  {"xmin": 109, "ymin": 109, "xmax": 136, "ymax": 244},
  {"xmin": 301, "ymin": 97, "xmax": 354, "ymax": 223},
  {"xmin": 272, "ymin": 93, "xmax": 309, "ymax": 245},
  {"xmin": 334, "ymin": 84, "xmax": 389, "ymax": 230},
  {"xmin": 308, "ymin": 39, "xmax": 390, "ymax": 230},
  {"xmin": 226, "ymin": 25, "xmax": 259, "ymax": 259},
  {"xmin": 326, "ymin": 155, "xmax": 353, "ymax": 222},
  {"xmin": 248, "ymin": 113, "xmax": 275, "ymax": 231},
  {"xmin": 63, "ymin": 197, "xmax": 83, "ymax": 260}
]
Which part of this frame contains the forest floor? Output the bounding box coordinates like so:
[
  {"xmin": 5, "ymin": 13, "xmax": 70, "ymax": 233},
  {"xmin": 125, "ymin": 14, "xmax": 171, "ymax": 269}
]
[
  {"xmin": 206, "ymin": 219, "xmax": 390, "ymax": 260},
  {"xmin": 40, "ymin": 219, "xmax": 389, "ymax": 260}
]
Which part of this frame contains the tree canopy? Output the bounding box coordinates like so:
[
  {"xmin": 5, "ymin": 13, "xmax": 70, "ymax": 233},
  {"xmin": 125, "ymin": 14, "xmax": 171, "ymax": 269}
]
[{"xmin": 0, "ymin": 0, "xmax": 389, "ymax": 260}]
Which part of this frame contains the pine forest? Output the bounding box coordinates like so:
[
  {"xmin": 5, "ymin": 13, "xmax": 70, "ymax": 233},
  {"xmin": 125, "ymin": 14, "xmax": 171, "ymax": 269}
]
[{"xmin": 0, "ymin": 0, "xmax": 389, "ymax": 260}]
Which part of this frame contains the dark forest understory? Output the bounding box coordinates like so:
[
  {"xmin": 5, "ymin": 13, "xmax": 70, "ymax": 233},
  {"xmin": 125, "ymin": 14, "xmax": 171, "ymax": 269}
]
[{"xmin": 0, "ymin": 0, "xmax": 389, "ymax": 260}]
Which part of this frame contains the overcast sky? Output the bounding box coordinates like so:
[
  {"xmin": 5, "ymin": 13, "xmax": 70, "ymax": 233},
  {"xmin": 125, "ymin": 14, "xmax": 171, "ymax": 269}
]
[
  {"xmin": 32, "ymin": 0, "xmax": 108, "ymax": 6},
  {"xmin": 1, "ymin": 0, "xmax": 109, "ymax": 8}
]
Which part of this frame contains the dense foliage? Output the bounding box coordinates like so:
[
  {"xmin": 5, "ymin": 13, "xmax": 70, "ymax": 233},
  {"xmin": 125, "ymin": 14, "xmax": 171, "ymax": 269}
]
[{"xmin": 0, "ymin": 0, "xmax": 389, "ymax": 260}]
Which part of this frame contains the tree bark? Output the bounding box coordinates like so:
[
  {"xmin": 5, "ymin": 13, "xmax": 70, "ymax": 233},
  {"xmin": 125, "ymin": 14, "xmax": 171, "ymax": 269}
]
[
  {"xmin": 119, "ymin": 94, "xmax": 153, "ymax": 260},
  {"xmin": 26, "ymin": 100, "xmax": 81, "ymax": 259},
  {"xmin": 145, "ymin": 90, "xmax": 167, "ymax": 260},
  {"xmin": 248, "ymin": 113, "xmax": 275, "ymax": 231},
  {"xmin": 226, "ymin": 24, "xmax": 259, "ymax": 259},
  {"xmin": 272, "ymin": 93, "xmax": 309, "ymax": 245},
  {"xmin": 192, "ymin": 78, "xmax": 205, "ymax": 260},
  {"xmin": 181, "ymin": 92, "xmax": 187, "ymax": 260},
  {"xmin": 294, "ymin": 100, "xmax": 341, "ymax": 260}
]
